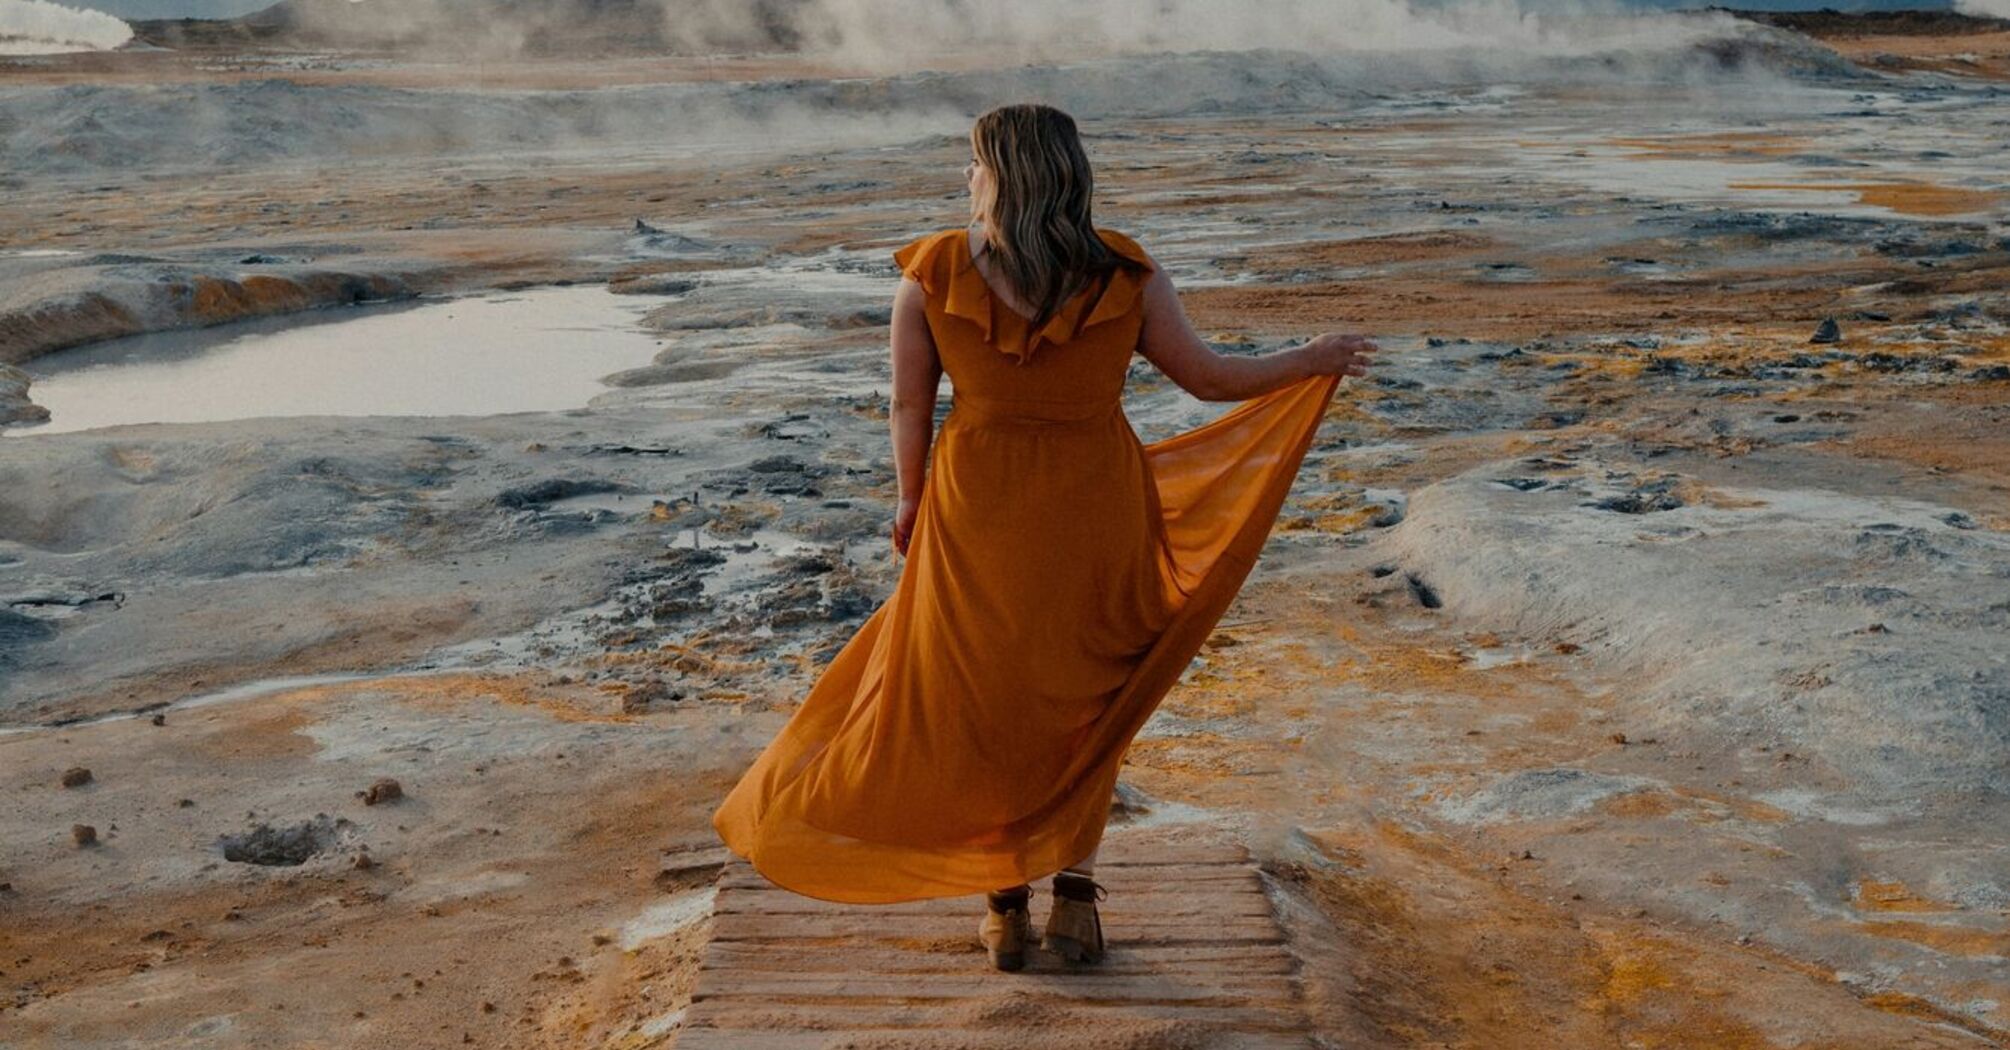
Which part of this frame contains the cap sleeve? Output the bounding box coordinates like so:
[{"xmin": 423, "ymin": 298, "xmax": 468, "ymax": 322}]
[
  {"xmin": 892, "ymin": 229, "xmax": 961, "ymax": 297},
  {"xmin": 1080, "ymin": 227, "xmax": 1157, "ymax": 330}
]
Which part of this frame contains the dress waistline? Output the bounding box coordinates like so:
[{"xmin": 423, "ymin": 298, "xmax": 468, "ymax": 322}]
[{"xmin": 948, "ymin": 394, "xmax": 1119, "ymax": 426}]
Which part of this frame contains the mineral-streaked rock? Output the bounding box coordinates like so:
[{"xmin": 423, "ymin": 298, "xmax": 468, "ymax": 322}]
[{"xmin": 0, "ymin": 364, "xmax": 49, "ymax": 426}]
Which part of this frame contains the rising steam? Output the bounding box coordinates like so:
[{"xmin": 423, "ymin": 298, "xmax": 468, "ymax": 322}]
[
  {"xmin": 754, "ymin": 0, "xmax": 1752, "ymax": 70},
  {"xmin": 0, "ymin": 0, "xmax": 132, "ymax": 54},
  {"xmin": 284, "ymin": 0, "xmax": 1762, "ymax": 71}
]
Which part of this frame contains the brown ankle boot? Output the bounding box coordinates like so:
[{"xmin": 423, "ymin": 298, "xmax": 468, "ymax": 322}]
[
  {"xmin": 1042, "ymin": 871, "xmax": 1106, "ymax": 964},
  {"xmin": 978, "ymin": 886, "xmax": 1033, "ymax": 971}
]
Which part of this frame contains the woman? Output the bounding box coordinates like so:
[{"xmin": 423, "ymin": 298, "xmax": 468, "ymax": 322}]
[{"xmin": 712, "ymin": 103, "xmax": 1377, "ymax": 971}]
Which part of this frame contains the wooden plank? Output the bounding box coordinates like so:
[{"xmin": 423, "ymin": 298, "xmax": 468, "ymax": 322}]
[
  {"xmin": 676, "ymin": 1028, "xmax": 1314, "ymax": 1049},
  {"xmin": 716, "ymin": 869, "xmax": 1263, "ymax": 888},
  {"xmin": 692, "ymin": 972, "xmax": 1301, "ymax": 1004},
  {"xmin": 697, "ymin": 942, "xmax": 1299, "ymax": 975},
  {"xmin": 715, "ymin": 852, "xmax": 1254, "ymax": 877},
  {"xmin": 708, "ymin": 912, "xmax": 1285, "ymax": 945},
  {"xmin": 715, "ymin": 892, "xmax": 1274, "ymax": 918},
  {"xmin": 680, "ymin": 999, "xmax": 1309, "ymax": 1032}
]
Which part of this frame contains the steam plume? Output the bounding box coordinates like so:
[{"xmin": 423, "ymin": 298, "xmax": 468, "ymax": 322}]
[{"xmin": 0, "ymin": 0, "xmax": 133, "ymax": 54}]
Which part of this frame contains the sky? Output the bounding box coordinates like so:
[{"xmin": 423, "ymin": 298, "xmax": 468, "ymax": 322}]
[{"xmin": 54, "ymin": 0, "xmax": 1965, "ymax": 21}]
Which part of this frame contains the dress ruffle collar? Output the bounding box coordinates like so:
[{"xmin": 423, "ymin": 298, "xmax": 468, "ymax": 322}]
[{"xmin": 944, "ymin": 227, "xmax": 1155, "ymax": 366}]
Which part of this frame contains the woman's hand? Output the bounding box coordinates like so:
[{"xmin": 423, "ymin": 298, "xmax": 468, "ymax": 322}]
[
  {"xmin": 892, "ymin": 495, "xmax": 920, "ymax": 556},
  {"xmin": 1306, "ymin": 333, "xmax": 1379, "ymax": 380}
]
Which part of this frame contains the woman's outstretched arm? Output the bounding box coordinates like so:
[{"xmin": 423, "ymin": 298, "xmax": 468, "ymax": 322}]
[
  {"xmin": 1136, "ymin": 255, "xmax": 1376, "ymax": 402},
  {"xmin": 888, "ymin": 276, "xmax": 942, "ymax": 555}
]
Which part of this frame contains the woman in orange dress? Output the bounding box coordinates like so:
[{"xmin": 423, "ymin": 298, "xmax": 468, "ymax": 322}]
[{"xmin": 712, "ymin": 103, "xmax": 1377, "ymax": 971}]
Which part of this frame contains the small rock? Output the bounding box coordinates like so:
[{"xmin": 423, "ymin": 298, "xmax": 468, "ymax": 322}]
[
  {"xmin": 1109, "ymin": 781, "xmax": 1154, "ymax": 824},
  {"xmin": 150, "ymin": 713, "xmax": 166, "ymax": 726},
  {"xmin": 1610, "ymin": 733, "xmax": 1629, "ymax": 746},
  {"xmin": 608, "ymin": 274, "xmax": 698, "ymax": 297},
  {"xmin": 749, "ymin": 454, "xmax": 805, "ymax": 474},
  {"xmin": 61, "ymin": 767, "xmax": 92, "ymax": 788},
  {"xmin": 621, "ymin": 680, "xmax": 683, "ymax": 714},
  {"xmin": 72, "ymin": 824, "xmax": 98, "ymax": 847},
  {"xmin": 1809, "ymin": 318, "xmax": 1842, "ymax": 344},
  {"xmin": 360, "ymin": 778, "xmax": 403, "ymax": 806}
]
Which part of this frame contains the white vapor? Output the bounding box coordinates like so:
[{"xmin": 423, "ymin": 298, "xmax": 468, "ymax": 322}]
[
  {"xmin": 775, "ymin": 0, "xmax": 1750, "ymax": 70},
  {"xmin": 293, "ymin": 0, "xmax": 1763, "ymax": 72},
  {"xmin": 0, "ymin": 0, "xmax": 132, "ymax": 55},
  {"xmin": 1953, "ymin": 0, "xmax": 2010, "ymax": 18}
]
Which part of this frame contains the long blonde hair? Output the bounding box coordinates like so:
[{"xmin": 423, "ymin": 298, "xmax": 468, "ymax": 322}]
[{"xmin": 969, "ymin": 103, "xmax": 1146, "ymax": 331}]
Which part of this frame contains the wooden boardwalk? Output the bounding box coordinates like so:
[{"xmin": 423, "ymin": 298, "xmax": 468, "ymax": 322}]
[{"xmin": 674, "ymin": 831, "xmax": 1314, "ymax": 1049}]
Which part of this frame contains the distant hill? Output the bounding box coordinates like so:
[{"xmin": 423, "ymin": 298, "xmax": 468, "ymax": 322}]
[{"xmin": 1713, "ymin": 6, "xmax": 2008, "ymax": 33}]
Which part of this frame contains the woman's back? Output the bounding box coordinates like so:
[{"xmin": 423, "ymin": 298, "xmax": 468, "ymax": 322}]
[{"xmin": 893, "ymin": 226, "xmax": 1156, "ymax": 421}]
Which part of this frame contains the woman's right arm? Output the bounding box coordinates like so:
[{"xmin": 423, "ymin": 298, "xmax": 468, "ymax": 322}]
[{"xmin": 1135, "ymin": 258, "xmax": 1376, "ymax": 402}]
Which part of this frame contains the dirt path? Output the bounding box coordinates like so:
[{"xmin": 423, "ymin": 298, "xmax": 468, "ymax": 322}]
[{"xmin": 676, "ymin": 829, "xmax": 1312, "ymax": 1049}]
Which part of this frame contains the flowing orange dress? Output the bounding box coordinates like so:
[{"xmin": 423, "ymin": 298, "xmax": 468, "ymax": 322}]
[{"xmin": 711, "ymin": 226, "xmax": 1341, "ymax": 903}]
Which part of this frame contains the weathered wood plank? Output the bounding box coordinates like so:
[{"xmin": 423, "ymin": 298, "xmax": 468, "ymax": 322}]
[
  {"xmin": 715, "ymin": 892, "xmax": 1273, "ymax": 917},
  {"xmin": 675, "ymin": 1028, "xmax": 1314, "ymax": 1049},
  {"xmin": 717, "ymin": 866, "xmax": 1263, "ymax": 892},
  {"xmin": 675, "ymin": 1025, "xmax": 1318, "ymax": 1037},
  {"xmin": 709, "ymin": 912, "xmax": 1285, "ymax": 945},
  {"xmin": 692, "ymin": 972, "xmax": 1300, "ymax": 1004},
  {"xmin": 676, "ymin": 832, "xmax": 1308, "ymax": 1050},
  {"xmin": 680, "ymin": 999, "xmax": 1309, "ymax": 1033},
  {"xmin": 697, "ymin": 942, "xmax": 1299, "ymax": 975}
]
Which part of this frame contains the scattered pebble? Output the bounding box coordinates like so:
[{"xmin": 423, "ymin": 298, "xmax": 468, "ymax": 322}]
[
  {"xmin": 360, "ymin": 778, "xmax": 404, "ymax": 806},
  {"xmin": 60, "ymin": 767, "xmax": 92, "ymax": 788},
  {"xmin": 72, "ymin": 824, "xmax": 98, "ymax": 847}
]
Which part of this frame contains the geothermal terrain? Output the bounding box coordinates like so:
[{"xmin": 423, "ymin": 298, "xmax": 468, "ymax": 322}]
[{"xmin": 1, "ymin": 4, "xmax": 2008, "ymax": 1048}]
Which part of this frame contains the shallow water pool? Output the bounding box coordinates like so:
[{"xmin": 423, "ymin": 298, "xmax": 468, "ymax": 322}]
[{"xmin": 10, "ymin": 285, "xmax": 672, "ymax": 436}]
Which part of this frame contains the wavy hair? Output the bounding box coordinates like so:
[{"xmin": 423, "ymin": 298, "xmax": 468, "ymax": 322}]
[{"xmin": 968, "ymin": 103, "xmax": 1147, "ymax": 331}]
